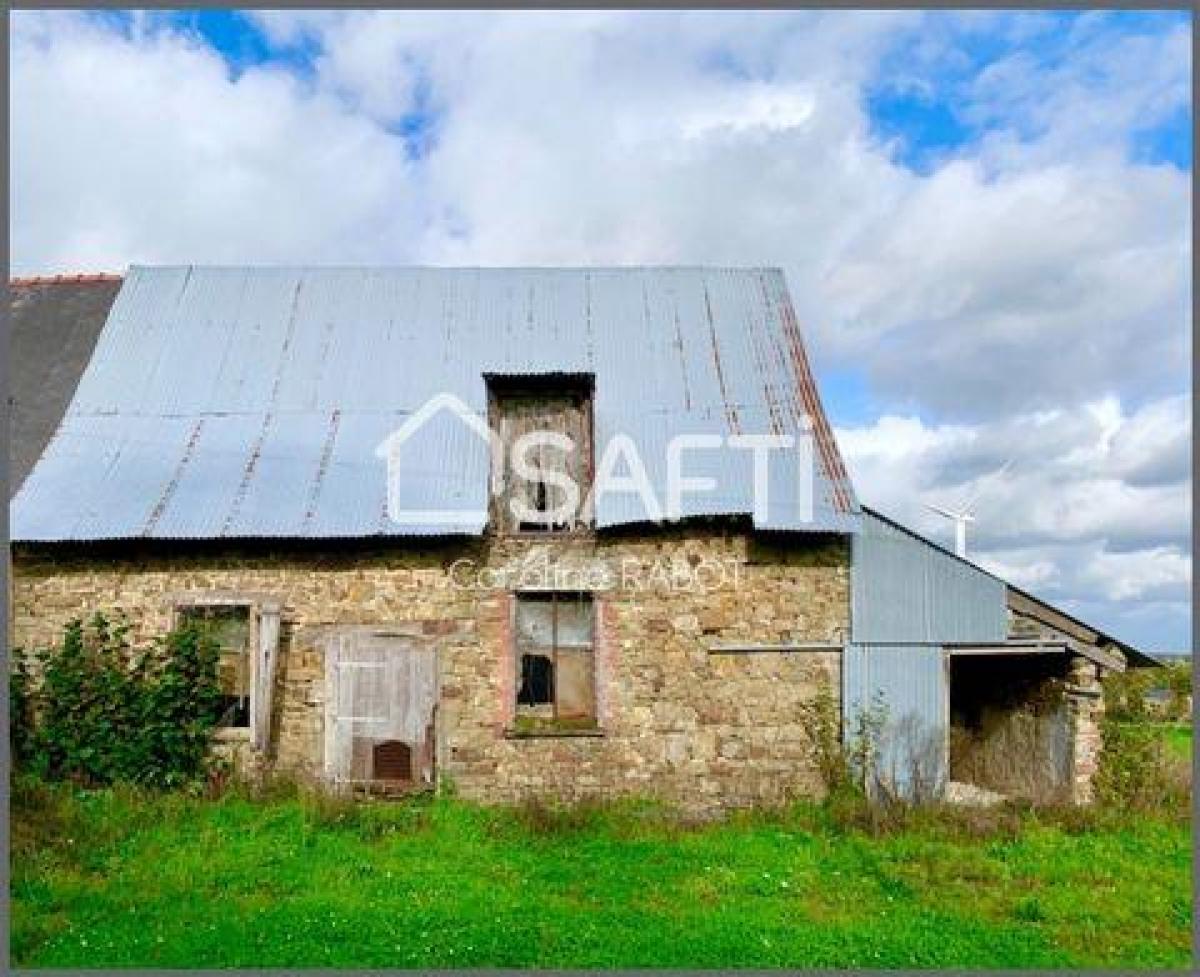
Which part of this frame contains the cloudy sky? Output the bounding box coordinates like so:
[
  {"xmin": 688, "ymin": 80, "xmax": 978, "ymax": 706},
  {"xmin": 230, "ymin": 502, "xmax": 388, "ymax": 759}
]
[{"xmin": 10, "ymin": 9, "xmax": 1192, "ymax": 650}]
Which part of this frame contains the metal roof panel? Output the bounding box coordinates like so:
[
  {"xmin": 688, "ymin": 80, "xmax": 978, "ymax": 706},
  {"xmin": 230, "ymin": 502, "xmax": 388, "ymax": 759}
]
[{"xmin": 12, "ymin": 265, "xmax": 860, "ymax": 541}]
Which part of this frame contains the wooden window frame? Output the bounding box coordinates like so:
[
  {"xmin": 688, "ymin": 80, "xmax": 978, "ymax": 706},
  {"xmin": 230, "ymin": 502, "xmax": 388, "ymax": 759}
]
[
  {"xmin": 510, "ymin": 590, "xmax": 599, "ymax": 735},
  {"xmin": 171, "ymin": 593, "xmax": 281, "ymax": 752}
]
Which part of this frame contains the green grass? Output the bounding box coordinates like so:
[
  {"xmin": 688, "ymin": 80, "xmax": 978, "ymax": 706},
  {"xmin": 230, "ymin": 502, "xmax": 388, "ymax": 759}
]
[
  {"xmin": 1159, "ymin": 723, "xmax": 1193, "ymax": 762},
  {"xmin": 10, "ymin": 780, "xmax": 1193, "ymax": 969}
]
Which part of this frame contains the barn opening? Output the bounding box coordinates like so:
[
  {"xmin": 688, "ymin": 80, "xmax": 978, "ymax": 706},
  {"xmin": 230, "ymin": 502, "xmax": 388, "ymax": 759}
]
[
  {"xmin": 486, "ymin": 373, "xmax": 595, "ymax": 534},
  {"xmin": 947, "ymin": 650, "xmax": 1072, "ymax": 802}
]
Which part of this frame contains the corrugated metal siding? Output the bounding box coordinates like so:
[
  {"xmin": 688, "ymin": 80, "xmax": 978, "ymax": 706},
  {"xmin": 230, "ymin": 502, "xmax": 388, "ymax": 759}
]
[
  {"xmin": 843, "ymin": 644, "xmax": 947, "ymax": 795},
  {"xmin": 852, "ymin": 511, "xmax": 1007, "ymax": 644},
  {"xmin": 12, "ymin": 265, "xmax": 859, "ymax": 541}
]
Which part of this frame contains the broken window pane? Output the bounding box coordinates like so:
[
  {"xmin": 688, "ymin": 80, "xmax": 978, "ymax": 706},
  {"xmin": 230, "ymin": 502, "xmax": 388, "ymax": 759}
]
[
  {"xmin": 518, "ymin": 653, "xmax": 554, "ymax": 705},
  {"xmin": 513, "ymin": 592, "xmax": 596, "ymax": 727},
  {"xmin": 555, "ymin": 647, "xmax": 596, "ymax": 719},
  {"xmin": 179, "ymin": 605, "xmax": 252, "ymax": 728}
]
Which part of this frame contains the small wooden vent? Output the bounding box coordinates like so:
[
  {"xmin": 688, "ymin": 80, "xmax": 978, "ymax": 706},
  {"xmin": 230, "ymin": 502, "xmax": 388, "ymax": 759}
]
[{"xmin": 372, "ymin": 740, "xmax": 413, "ymax": 782}]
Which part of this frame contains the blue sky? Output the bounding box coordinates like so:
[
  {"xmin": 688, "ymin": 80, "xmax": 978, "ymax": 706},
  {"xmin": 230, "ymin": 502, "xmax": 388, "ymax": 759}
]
[
  {"xmin": 11, "ymin": 9, "xmax": 1193, "ymax": 650},
  {"xmin": 868, "ymin": 11, "xmax": 1192, "ymax": 171},
  {"xmin": 94, "ymin": 9, "xmax": 1193, "ymax": 182}
]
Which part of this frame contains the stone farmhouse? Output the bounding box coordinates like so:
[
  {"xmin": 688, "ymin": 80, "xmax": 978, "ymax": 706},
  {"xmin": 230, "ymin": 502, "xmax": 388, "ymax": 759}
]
[{"xmin": 8, "ymin": 267, "xmax": 1156, "ymax": 813}]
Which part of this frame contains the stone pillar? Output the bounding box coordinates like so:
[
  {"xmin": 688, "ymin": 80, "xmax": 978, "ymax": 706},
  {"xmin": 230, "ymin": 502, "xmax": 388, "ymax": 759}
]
[{"xmin": 1065, "ymin": 655, "xmax": 1104, "ymax": 804}]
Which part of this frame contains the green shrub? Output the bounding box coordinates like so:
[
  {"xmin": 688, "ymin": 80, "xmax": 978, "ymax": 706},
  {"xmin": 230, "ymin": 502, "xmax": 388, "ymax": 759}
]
[
  {"xmin": 1162, "ymin": 662, "xmax": 1192, "ymax": 721},
  {"xmin": 1094, "ymin": 718, "xmax": 1189, "ymax": 815},
  {"xmin": 9, "ymin": 647, "xmax": 37, "ymax": 770},
  {"xmin": 1103, "ymin": 664, "xmax": 1191, "ymax": 723},
  {"xmin": 1102, "ymin": 668, "xmax": 1154, "ymax": 721},
  {"xmin": 135, "ymin": 623, "xmax": 225, "ymax": 788},
  {"xmin": 12, "ymin": 613, "xmax": 224, "ymax": 790}
]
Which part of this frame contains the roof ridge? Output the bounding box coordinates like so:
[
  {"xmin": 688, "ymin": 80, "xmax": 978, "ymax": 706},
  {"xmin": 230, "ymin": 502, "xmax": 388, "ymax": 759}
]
[
  {"xmin": 10, "ymin": 272, "xmax": 123, "ymax": 287},
  {"xmin": 124, "ymin": 263, "xmax": 784, "ymax": 273}
]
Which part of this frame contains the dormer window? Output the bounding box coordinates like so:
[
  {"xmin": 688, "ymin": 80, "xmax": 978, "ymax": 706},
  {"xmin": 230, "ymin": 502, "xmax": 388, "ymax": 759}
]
[{"xmin": 486, "ymin": 373, "xmax": 594, "ymax": 534}]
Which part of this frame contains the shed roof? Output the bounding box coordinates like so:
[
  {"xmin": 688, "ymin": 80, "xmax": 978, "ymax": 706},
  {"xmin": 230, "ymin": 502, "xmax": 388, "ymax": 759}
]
[
  {"xmin": 860, "ymin": 507, "xmax": 1157, "ymax": 668},
  {"xmin": 11, "ymin": 265, "xmax": 859, "ymax": 540},
  {"xmin": 7, "ymin": 275, "xmax": 123, "ymax": 496}
]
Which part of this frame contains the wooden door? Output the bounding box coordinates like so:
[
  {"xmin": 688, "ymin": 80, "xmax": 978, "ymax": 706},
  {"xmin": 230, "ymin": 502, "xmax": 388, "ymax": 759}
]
[{"xmin": 324, "ymin": 631, "xmax": 438, "ymax": 792}]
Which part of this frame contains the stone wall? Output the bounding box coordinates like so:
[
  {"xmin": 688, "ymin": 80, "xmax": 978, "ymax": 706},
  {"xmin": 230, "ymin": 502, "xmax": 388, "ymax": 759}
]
[
  {"xmin": 11, "ymin": 526, "xmax": 850, "ymax": 814},
  {"xmin": 1007, "ymin": 603, "xmax": 1113, "ymax": 803},
  {"xmin": 1064, "ymin": 655, "xmax": 1106, "ymax": 804}
]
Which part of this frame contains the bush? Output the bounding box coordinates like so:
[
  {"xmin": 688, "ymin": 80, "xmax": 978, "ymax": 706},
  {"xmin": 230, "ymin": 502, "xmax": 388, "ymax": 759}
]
[
  {"xmin": 11, "ymin": 613, "xmax": 225, "ymax": 790},
  {"xmin": 9, "ymin": 647, "xmax": 37, "ymax": 769},
  {"xmin": 1103, "ymin": 664, "xmax": 1191, "ymax": 723},
  {"xmin": 1093, "ymin": 718, "xmax": 1189, "ymax": 815},
  {"xmin": 1162, "ymin": 662, "xmax": 1192, "ymax": 721},
  {"xmin": 1103, "ymin": 668, "xmax": 1154, "ymax": 722}
]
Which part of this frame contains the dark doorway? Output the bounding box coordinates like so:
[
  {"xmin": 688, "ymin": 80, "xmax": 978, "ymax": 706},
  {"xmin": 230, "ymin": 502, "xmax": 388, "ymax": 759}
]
[{"xmin": 948, "ymin": 652, "xmax": 1072, "ymax": 801}]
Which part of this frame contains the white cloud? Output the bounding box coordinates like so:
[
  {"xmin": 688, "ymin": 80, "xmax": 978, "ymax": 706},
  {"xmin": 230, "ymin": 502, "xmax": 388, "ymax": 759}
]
[
  {"xmin": 839, "ymin": 395, "xmax": 1190, "ymax": 548},
  {"xmin": 966, "ymin": 17, "xmax": 1190, "ymax": 169},
  {"xmin": 822, "ymin": 158, "xmax": 1189, "ymax": 415},
  {"xmin": 9, "ymin": 10, "xmax": 1191, "ymax": 648},
  {"xmin": 10, "ymin": 13, "xmax": 427, "ymax": 273},
  {"xmin": 975, "ymin": 552, "xmax": 1061, "ymax": 591},
  {"xmin": 1108, "ymin": 394, "xmax": 1192, "ymax": 487},
  {"xmin": 838, "ymin": 393, "xmax": 1191, "ymax": 645},
  {"xmin": 1076, "ymin": 545, "xmax": 1191, "ymax": 603}
]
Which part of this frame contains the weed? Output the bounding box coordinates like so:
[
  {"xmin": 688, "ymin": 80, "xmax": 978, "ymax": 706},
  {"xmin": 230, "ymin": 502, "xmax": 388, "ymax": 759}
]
[
  {"xmin": 512, "ymin": 795, "xmax": 609, "ymax": 834},
  {"xmin": 1013, "ymin": 896, "xmax": 1047, "ymax": 923},
  {"xmin": 300, "ymin": 787, "xmax": 362, "ymax": 832}
]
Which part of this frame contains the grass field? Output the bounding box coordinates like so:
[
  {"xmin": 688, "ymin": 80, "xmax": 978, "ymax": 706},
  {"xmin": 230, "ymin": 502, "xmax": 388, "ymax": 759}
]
[
  {"xmin": 1160, "ymin": 722, "xmax": 1193, "ymax": 762},
  {"xmin": 11, "ymin": 776, "xmax": 1193, "ymax": 969}
]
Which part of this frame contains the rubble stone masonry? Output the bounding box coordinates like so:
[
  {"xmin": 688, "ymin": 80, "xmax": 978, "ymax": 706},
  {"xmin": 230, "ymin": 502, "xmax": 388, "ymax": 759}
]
[
  {"xmin": 1009, "ymin": 604, "xmax": 1111, "ymax": 803},
  {"xmin": 1065, "ymin": 655, "xmax": 1106, "ymax": 804},
  {"xmin": 11, "ymin": 527, "xmax": 849, "ymax": 814}
]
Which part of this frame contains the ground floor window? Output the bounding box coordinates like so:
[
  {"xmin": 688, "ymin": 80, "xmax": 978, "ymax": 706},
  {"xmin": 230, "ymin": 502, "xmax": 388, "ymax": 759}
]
[
  {"xmin": 514, "ymin": 592, "xmax": 596, "ymax": 730},
  {"xmin": 178, "ymin": 604, "xmax": 253, "ymax": 729}
]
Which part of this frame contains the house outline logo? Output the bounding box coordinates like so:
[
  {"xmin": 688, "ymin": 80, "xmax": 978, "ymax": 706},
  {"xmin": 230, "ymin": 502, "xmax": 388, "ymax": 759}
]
[
  {"xmin": 376, "ymin": 391, "xmax": 817, "ymax": 529},
  {"xmin": 374, "ymin": 392, "xmax": 505, "ymax": 527}
]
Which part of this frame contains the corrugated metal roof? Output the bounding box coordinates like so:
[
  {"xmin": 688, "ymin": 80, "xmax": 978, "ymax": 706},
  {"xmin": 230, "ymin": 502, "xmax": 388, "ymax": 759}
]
[{"xmin": 11, "ymin": 265, "xmax": 860, "ymax": 541}]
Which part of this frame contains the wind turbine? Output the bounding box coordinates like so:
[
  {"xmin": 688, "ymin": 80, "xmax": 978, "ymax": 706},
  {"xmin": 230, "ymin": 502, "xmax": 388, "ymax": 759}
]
[
  {"xmin": 925, "ymin": 502, "xmax": 974, "ymax": 557},
  {"xmin": 925, "ymin": 459, "xmax": 1013, "ymax": 559}
]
